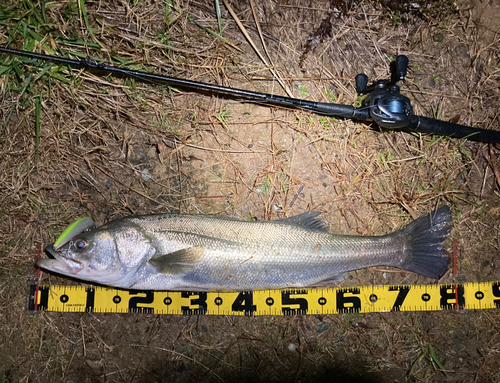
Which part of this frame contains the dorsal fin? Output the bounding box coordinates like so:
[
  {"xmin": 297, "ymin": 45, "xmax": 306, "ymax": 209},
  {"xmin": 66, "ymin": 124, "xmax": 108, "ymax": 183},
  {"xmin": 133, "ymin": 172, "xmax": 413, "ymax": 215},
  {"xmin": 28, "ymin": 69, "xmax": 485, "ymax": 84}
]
[{"xmin": 272, "ymin": 211, "xmax": 330, "ymax": 232}]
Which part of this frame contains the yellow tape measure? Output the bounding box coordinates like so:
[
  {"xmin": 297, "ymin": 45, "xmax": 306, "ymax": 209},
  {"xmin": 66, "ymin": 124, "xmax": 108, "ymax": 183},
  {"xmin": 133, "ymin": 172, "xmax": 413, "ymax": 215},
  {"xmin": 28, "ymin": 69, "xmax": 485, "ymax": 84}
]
[{"xmin": 28, "ymin": 281, "xmax": 500, "ymax": 315}]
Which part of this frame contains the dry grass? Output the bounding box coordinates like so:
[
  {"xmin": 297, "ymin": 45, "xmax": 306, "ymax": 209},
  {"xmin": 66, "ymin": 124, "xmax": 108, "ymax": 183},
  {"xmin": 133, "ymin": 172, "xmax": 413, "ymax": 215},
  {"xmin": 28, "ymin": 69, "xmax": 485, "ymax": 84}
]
[{"xmin": 0, "ymin": 0, "xmax": 499, "ymax": 382}]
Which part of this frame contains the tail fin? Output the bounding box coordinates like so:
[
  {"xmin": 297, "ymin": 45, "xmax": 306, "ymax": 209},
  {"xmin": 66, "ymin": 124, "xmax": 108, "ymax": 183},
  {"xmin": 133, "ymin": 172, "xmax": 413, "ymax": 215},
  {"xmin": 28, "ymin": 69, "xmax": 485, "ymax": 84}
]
[{"xmin": 398, "ymin": 206, "xmax": 452, "ymax": 278}]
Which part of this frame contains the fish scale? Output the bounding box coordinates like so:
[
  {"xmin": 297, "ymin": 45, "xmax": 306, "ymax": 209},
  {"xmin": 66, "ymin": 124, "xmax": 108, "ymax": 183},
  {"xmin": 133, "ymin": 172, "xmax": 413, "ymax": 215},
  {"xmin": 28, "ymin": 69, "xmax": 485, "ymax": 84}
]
[{"xmin": 37, "ymin": 207, "xmax": 452, "ymax": 291}]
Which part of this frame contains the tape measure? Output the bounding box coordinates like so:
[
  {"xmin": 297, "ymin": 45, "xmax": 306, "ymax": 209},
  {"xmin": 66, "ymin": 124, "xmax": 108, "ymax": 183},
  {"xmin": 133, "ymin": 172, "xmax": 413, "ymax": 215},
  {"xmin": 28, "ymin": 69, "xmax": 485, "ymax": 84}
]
[{"xmin": 28, "ymin": 281, "xmax": 500, "ymax": 315}]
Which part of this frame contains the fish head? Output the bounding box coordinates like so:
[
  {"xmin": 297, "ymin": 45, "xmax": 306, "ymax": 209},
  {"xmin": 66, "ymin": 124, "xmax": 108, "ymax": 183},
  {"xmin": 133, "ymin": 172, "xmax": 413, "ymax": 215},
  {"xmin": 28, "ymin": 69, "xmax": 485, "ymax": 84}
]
[{"xmin": 37, "ymin": 220, "xmax": 156, "ymax": 286}]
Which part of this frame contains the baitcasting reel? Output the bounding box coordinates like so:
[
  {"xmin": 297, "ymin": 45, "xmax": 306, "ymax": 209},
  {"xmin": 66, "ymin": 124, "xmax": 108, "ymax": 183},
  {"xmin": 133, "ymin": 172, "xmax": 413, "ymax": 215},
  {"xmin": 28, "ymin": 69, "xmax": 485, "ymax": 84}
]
[{"xmin": 355, "ymin": 55, "xmax": 413, "ymax": 129}]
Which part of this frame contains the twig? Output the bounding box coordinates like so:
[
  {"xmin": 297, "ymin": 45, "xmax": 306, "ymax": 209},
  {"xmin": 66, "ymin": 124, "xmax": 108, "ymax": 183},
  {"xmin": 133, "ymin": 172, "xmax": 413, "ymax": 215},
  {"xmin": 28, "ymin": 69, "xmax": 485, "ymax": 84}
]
[
  {"xmin": 289, "ymin": 185, "xmax": 304, "ymax": 208},
  {"xmin": 488, "ymin": 144, "xmax": 500, "ymax": 189}
]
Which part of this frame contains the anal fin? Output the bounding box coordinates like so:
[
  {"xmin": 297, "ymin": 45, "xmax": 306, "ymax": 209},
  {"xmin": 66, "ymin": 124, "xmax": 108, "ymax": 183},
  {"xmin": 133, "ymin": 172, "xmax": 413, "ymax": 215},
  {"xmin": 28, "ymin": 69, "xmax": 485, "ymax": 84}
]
[
  {"xmin": 308, "ymin": 273, "xmax": 348, "ymax": 287},
  {"xmin": 148, "ymin": 246, "xmax": 204, "ymax": 274}
]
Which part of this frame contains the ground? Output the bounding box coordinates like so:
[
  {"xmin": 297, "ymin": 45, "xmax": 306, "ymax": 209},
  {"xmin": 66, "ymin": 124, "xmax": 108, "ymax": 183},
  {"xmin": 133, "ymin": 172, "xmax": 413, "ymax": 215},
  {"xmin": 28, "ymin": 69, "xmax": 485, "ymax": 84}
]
[{"xmin": 0, "ymin": 0, "xmax": 499, "ymax": 382}]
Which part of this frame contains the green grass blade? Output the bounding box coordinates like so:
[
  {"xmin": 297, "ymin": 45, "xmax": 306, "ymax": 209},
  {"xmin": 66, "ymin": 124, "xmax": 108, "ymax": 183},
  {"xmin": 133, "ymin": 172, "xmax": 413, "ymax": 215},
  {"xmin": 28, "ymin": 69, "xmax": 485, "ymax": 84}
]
[
  {"xmin": 409, "ymin": 352, "xmax": 425, "ymax": 376},
  {"xmin": 19, "ymin": 73, "xmax": 32, "ymax": 98},
  {"xmin": 164, "ymin": 0, "xmax": 180, "ymax": 25},
  {"xmin": 189, "ymin": 16, "xmax": 230, "ymax": 44},
  {"xmin": 215, "ymin": 0, "xmax": 223, "ymax": 35},
  {"xmin": 78, "ymin": 0, "xmax": 90, "ymax": 32},
  {"xmin": 22, "ymin": 20, "xmax": 27, "ymax": 38},
  {"xmin": 111, "ymin": 55, "xmax": 138, "ymax": 66},
  {"xmin": 12, "ymin": 61, "xmax": 24, "ymax": 79},
  {"xmin": 26, "ymin": 28, "xmax": 44, "ymax": 42},
  {"xmin": 0, "ymin": 65, "xmax": 12, "ymax": 77},
  {"xmin": 6, "ymin": 20, "xmax": 22, "ymax": 44},
  {"xmin": 34, "ymin": 63, "xmax": 54, "ymax": 81},
  {"xmin": 428, "ymin": 344, "xmax": 446, "ymax": 375},
  {"xmin": 41, "ymin": 0, "xmax": 47, "ymax": 23},
  {"xmin": 64, "ymin": 50, "xmax": 103, "ymax": 61},
  {"xmin": 78, "ymin": 0, "xmax": 104, "ymax": 48},
  {"xmin": 3, "ymin": 105, "xmax": 15, "ymax": 133},
  {"xmin": 165, "ymin": 1, "xmax": 171, "ymax": 24},
  {"xmin": 48, "ymin": 71, "xmax": 72, "ymax": 85},
  {"xmin": 56, "ymin": 39, "xmax": 101, "ymax": 49}
]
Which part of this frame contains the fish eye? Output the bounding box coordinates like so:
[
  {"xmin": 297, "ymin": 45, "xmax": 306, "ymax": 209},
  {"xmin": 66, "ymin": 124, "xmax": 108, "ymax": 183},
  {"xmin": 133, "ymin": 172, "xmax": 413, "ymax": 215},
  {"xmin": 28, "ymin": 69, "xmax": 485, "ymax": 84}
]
[{"xmin": 73, "ymin": 239, "xmax": 88, "ymax": 250}]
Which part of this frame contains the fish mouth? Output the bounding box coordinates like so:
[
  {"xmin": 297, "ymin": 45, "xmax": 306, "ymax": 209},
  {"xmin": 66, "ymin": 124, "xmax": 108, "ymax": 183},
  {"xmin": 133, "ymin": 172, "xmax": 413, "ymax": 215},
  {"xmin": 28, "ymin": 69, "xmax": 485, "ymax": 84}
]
[
  {"xmin": 36, "ymin": 244, "xmax": 83, "ymax": 275},
  {"xmin": 37, "ymin": 217, "xmax": 95, "ymax": 275},
  {"xmin": 36, "ymin": 258, "xmax": 73, "ymax": 274}
]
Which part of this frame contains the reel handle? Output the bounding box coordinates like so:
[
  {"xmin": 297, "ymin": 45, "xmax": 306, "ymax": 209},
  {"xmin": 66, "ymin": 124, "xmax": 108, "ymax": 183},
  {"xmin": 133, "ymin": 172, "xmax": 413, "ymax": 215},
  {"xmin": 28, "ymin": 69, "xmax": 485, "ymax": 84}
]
[
  {"xmin": 355, "ymin": 74, "xmax": 369, "ymax": 94},
  {"xmin": 394, "ymin": 55, "xmax": 409, "ymax": 81}
]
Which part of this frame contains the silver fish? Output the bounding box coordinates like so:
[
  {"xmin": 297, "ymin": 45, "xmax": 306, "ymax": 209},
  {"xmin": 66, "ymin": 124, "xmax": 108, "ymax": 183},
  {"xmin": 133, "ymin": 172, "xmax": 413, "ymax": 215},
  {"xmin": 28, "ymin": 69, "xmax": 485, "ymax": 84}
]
[{"xmin": 37, "ymin": 206, "xmax": 452, "ymax": 291}]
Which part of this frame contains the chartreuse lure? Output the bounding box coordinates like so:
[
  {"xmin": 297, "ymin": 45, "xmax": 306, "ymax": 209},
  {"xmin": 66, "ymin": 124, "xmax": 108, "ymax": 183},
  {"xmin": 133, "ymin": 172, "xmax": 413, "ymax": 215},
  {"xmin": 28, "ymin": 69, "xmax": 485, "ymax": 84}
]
[{"xmin": 53, "ymin": 217, "xmax": 95, "ymax": 250}]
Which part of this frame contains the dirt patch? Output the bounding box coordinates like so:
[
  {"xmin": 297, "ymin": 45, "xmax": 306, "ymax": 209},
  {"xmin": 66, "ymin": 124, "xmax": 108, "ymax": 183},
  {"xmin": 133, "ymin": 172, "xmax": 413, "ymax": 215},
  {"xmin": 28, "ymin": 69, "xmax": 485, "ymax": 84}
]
[{"xmin": 0, "ymin": 0, "xmax": 499, "ymax": 382}]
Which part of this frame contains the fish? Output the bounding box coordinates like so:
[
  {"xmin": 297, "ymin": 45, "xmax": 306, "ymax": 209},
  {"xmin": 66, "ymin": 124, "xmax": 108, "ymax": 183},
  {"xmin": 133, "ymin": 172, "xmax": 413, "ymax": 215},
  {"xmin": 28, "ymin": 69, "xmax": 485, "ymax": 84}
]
[{"xmin": 36, "ymin": 206, "xmax": 452, "ymax": 291}]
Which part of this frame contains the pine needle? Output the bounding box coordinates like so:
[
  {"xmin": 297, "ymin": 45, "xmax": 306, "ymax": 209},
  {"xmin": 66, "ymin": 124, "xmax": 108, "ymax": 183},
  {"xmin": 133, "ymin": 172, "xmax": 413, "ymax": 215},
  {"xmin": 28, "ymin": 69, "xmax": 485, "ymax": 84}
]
[{"xmin": 222, "ymin": 0, "xmax": 293, "ymax": 97}]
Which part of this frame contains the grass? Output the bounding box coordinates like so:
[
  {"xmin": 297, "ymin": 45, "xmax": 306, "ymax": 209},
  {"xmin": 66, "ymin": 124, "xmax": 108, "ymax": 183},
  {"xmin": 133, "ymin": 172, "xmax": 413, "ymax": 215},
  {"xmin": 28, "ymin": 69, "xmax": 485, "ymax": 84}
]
[{"xmin": 0, "ymin": 0, "xmax": 499, "ymax": 382}]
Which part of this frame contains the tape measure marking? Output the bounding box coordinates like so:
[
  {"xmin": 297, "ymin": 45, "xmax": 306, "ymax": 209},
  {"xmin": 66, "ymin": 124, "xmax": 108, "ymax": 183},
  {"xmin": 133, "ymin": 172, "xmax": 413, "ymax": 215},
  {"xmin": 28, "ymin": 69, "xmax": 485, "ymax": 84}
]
[{"xmin": 28, "ymin": 281, "xmax": 500, "ymax": 315}]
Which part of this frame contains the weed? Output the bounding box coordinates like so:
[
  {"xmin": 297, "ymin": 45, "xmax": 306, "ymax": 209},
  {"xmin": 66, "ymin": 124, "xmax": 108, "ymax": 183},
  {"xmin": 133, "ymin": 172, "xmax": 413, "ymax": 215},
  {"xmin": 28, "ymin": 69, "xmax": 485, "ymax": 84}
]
[
  {"xmin": 354, "ymin": 95, "xmax": 365, "ymax": 107},
  {"xmin": 261, "ymin": 176, "xmax": 271, "ymax": 194},
  {"xmin": 378, "ymin": 151, "xmax": 394, "ymax": 163},
  {"xmin": 319, "ymin": 116, "xmax": 333, "ymax": 130},
  {"xmin": 214, "ymin": 109, "xmax": 232, "ymax": 128},
  {"xmin": 389, "ymin": 11, "xmax": 402, "ymax": 26},
  {"xmin": 323, "ymin": 88, "xmax": 336, "ymax": 102},
  {"xmin": 156, "ymin": 31, "xmax": 171, "ymax": 45},
  {"xmin": 151, "ymin": 111, "xmax": 172, "ymax": 131},
  {"xmin": 432, "ymin": 98, "xmax": 444, "ymax": 119},
  {"xmin": 296, "ymin": 82, "xmax": 308, "ymax": 97}
]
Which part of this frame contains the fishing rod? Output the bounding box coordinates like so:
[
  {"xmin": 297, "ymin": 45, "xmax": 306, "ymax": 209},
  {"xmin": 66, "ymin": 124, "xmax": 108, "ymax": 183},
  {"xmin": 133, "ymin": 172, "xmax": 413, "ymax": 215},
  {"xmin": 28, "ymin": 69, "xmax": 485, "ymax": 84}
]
[{"xmin": 1, "ymin": 46, "xmax": 499, "ymax": 144}]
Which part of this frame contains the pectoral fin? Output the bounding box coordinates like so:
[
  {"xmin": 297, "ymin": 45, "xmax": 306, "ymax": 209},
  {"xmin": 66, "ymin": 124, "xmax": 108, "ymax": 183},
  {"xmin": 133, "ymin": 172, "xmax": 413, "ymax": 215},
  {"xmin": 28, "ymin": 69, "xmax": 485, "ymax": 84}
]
[{"xmin": 148, "ymin": 246, "xmax": 204, "ymax": 274}]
